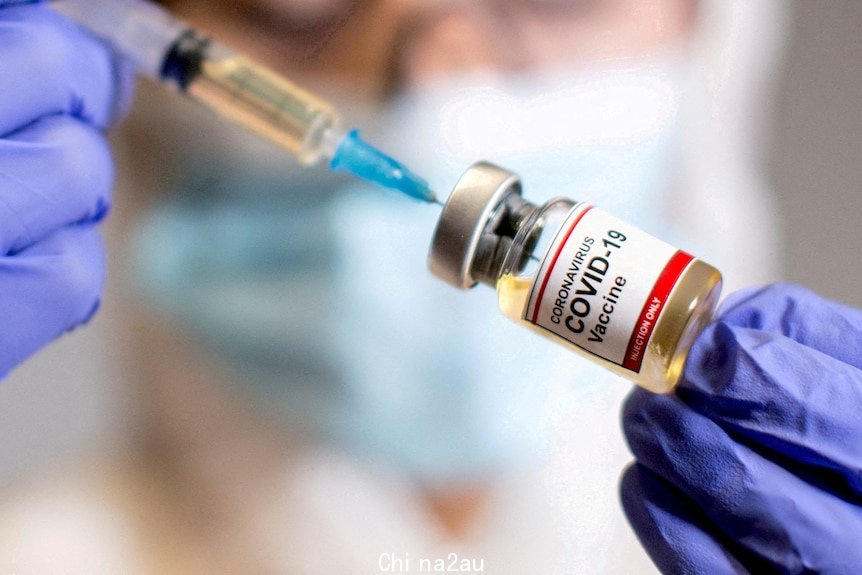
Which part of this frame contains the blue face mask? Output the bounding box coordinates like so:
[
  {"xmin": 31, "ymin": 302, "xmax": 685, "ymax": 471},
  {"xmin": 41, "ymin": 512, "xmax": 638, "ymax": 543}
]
[{"xmin": 133, "ymin": 55, "xmax": 685, "ymax": 484}]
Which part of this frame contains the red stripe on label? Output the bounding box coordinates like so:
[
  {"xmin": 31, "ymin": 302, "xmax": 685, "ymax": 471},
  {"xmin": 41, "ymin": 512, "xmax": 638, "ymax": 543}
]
[
  {"xmin": 530, "ymin": 206, "xmax": 594, "ymax": 324},
  {"xmin": 622, "ymin": 251, "xmax": 694, "ymax": 373}
]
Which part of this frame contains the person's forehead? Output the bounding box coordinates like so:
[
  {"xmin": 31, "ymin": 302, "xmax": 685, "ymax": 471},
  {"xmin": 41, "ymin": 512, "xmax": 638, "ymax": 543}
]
[
  {"xmin": 165, "ymin": 0, "xmax": 693, "ymax": 97},
  {"xmin": 188, "ymin": 0, "xmax": 682, "ymax": 24},
  {"xmin": 172, "ymin": 0, "xmax": 693, "ymax": 44},
  {"xmin": 234, "ymin": 0, "xmax": 357, "ymax": 22}
]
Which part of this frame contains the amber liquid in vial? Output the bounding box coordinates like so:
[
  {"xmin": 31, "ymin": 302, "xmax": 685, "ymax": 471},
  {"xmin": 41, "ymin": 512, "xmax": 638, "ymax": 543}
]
[
  {"xmin": 498, "ymin": 263, "xmax": 720, "ymax": 393},
  {"xmin": 496, "ymin": 196, "xmax": 722, "ymax": 394}
]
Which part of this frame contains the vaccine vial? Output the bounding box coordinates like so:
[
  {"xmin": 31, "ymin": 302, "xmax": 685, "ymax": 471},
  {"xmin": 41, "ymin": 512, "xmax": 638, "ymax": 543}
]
[{"xmin": 428, "ymin": 162, "xmax": 722, "ymax": 393}]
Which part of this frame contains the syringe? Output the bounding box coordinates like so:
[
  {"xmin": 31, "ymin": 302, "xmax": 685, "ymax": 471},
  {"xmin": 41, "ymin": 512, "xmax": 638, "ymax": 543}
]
[{"xmin": 51, "ymin": 0, "xmax": 437, "ymax": 203}]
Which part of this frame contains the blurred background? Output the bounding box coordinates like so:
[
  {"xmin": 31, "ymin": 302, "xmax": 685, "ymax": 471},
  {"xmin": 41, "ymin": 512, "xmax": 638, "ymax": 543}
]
[
  {"xmin": 0, "ymin": 0, "xmax": 859, "ymax": 545},
  {"xmin": 768, "ymin": 1, "xmax": 862, "ymax": 309}
]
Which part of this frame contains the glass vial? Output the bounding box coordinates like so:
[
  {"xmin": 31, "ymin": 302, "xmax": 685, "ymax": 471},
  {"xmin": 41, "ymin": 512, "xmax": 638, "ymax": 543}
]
[{"xmin": 428, "ymin": 162, "xmax": 722, "ymax": 393}]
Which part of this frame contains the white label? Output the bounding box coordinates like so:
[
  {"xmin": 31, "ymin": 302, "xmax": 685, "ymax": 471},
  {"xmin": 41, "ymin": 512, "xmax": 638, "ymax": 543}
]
[{"xmin": 524, "ymin": 205, "xmax": 693, "ymax": 373}]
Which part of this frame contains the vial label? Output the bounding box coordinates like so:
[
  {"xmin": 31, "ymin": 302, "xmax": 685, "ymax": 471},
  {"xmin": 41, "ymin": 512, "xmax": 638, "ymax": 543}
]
[{"xmin": 524, "ymin": 204, "xmax": 693, "ymax": 373}]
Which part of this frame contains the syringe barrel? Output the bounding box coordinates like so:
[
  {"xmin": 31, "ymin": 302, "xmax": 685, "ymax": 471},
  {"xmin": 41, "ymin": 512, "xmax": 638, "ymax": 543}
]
[
  {"xmin": 57, "ymin": 0, "xmax": 343, "ymax": 165},
  {"xmin": 185, "ymin": 43, "xmax": 343, "ymax": 165},
  {"xmin": 55, "ymin": 0, "xmax": 186, "ymax": 79}
]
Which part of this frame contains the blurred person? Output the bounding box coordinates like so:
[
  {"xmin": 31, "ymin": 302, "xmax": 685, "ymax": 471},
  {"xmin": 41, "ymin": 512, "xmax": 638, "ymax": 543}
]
[{"xmin": 0, "ymin": 0, "xmax": 789, "ymax": 573}]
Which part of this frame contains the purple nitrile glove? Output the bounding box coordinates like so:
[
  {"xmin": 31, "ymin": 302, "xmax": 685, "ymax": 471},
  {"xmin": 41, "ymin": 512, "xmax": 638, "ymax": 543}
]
[
  {"xmin": 0, "ymin": 2, "xmax": 134, "ymax": 376},
  {"xmin": 621, "ymin": 283, "xmax": 862, "ymax": 574}
]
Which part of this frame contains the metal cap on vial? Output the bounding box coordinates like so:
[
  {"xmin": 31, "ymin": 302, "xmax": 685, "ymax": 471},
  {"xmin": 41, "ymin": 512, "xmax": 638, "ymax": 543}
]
[{"xmin": 428, "ymin": 162, "xmax": 533, "ymax": 290}]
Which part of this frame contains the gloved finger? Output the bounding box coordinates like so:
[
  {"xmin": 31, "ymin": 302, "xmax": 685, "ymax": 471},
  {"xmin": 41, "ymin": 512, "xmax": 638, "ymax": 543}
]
[
  {"xmin": 679, "ymin": 321, "xmax": 862, "ymax": 500},
  {"xmin": 624, "ymin": 388, "xmax": 862, "ymax": 572},
  {"xmin": 0, "ymin": 4, "xmax": 129, "ymax": 132},
  {"xmin": 0, "ymin": 223, "xmax": 105, "ymax": 377},
  {"xmin": 716, "ymin": 282, "xmax": 862, "ymax": 369},
  {"xmin": 620, "ymin": 464, "xmax": 752, "ymax": 575},
  {"xmin": 0, "ymin": 115, "xmax": 112, "ymax": 255},
  {"xmin": 0, "ymin": 1, "xmax": 46, "ymax": 7},
  {"xmin": 0, "ymin": 1, "xmax": 43, "ymax": 7}
]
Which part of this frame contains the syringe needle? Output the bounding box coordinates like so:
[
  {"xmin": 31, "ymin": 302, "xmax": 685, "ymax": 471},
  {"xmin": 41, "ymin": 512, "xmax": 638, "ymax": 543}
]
[{"xmin": 330, "ymin": 130, "xmax": 437, "ymax": 203}]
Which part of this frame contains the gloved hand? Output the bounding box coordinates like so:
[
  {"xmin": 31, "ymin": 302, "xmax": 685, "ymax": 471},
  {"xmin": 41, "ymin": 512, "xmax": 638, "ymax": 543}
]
[
  {"xmin": 0, "ymin": 1, "xmax": 132, "ymax": 376},
  {"xmin": 621, "ymin": 283, "xmax": 862, "ymax": 574}
]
